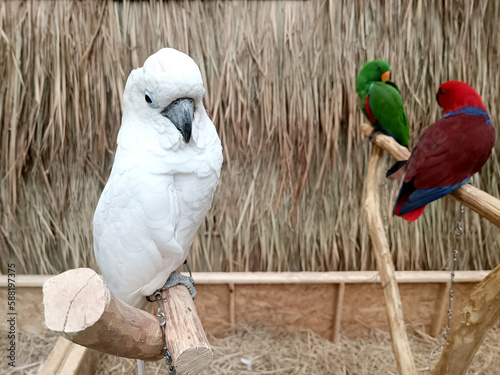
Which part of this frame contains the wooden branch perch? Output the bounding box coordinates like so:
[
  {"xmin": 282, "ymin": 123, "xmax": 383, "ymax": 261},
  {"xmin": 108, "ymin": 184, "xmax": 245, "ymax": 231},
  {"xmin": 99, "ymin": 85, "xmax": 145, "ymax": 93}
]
[
  {"xmin": 43, "ymin": 268, "xmax": 213, "ymax": 374},
  {"xmin": 361, "ymin": 123, "xmax": 500, "ymax": 229},
  {"xmin": 433, "ymin": 263, "xmax": 500, "ymax": 374},
  {"xmin": 362, "ymin": 123, "xmax": 500, "ymax": 374},
  {"xmin": 363, "ymin": 145, "xmax": 418, "ymax": 375}
]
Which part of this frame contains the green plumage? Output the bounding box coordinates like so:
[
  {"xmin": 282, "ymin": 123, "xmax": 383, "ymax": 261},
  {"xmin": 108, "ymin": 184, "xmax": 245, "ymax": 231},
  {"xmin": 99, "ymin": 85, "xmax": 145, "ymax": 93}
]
[{"xmin": 356, "ymin": 60, "xmax": 410, "ymax": 147}]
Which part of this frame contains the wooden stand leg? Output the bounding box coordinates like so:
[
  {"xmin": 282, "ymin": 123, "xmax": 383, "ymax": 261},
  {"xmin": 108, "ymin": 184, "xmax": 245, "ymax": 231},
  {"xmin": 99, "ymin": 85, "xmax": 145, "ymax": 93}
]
[
  {"xmin": 364, "ymin": 145, "xmax": 417, "ymax": 375},
  {"xmin": 434, "ymin": 264, "xmax": 500, "ymax": 375}
]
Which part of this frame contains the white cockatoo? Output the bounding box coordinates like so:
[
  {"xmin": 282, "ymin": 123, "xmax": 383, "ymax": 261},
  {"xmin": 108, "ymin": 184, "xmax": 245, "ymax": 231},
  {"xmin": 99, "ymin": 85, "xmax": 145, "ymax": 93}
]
[{"xmin": 93, "ymin": 48, "xmax": 223, "ymax": 310}]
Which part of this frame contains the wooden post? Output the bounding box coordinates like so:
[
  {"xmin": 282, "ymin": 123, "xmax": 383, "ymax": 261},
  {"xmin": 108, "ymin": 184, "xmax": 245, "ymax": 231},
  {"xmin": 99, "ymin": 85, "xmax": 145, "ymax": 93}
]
[
  {"xmin": 364, "ymin": 145, "xmax": 418, "ymax": 375},
  {"xmin": 38, "ymin": 337, "xmax": 96, "ymax": 375},
  {"xmin": 431, "ymin": 281, "xmax": 452, "ymax": 337},
  {"xmin": 43, "ymin": 268, "xmax": 213, "ymax": 374},
  {"xmin": 433, "ymin": 264, "xmax": 500, "ymax": 375},
  {"xmin": 228, "ymin": 283, "xmax": 236, "ymax": 326},
  {"xmin": 331, "ymin": 282, "xmax": 345, "ymax": 342}
]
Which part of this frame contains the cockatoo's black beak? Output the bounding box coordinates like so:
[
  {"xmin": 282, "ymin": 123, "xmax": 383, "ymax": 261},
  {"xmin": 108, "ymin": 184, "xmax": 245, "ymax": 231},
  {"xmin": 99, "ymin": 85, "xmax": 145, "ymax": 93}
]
[{"xmin": 161, "ymin": 98, "xmax": 194, "ymax": 143}]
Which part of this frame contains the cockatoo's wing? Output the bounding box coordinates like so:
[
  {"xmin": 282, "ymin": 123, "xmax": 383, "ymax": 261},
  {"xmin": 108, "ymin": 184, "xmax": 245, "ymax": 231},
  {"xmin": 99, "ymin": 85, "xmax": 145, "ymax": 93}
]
[{"xmin": 93, "ymin": 166, "xmax": 184, "ymax": 308}]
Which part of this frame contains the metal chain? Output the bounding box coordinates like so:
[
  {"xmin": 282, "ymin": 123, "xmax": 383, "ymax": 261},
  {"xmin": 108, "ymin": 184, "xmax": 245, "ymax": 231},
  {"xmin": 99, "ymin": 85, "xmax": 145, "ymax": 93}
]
[
  {"xmin": 154, "ymin": 292, "xmax": 176, "ymax": 375},
  {"xmin": 445, "ymin": 203, "xmax": 464, "ymax": 339},
  {"xmin": 428, "ymin": 203, "xmax": 464, "ymax": 374}
]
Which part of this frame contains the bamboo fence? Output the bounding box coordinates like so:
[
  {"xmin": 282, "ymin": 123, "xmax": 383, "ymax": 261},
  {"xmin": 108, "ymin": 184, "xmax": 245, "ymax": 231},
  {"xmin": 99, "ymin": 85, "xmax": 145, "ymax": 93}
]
[{"xmin": 0, "ymin": 0, "xmax": 499, "ymax": 275}]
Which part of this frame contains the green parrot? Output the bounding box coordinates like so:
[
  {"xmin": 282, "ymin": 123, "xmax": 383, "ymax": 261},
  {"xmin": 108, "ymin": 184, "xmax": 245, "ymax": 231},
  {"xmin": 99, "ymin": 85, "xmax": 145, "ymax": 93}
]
[{"xmin": 356, "ymin": 60, "xmax": 410, "ymax": 147}]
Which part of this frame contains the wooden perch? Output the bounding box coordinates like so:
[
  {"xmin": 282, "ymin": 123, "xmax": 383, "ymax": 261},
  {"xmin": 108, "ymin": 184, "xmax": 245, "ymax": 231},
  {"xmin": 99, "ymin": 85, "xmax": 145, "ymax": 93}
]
[
  {"xmin": 433, "ymin": 263, "xmax": 500, "ymax": 374},
  {"xmin": 361, "ymin": 123, "xmax": 500, "ymax": 229},
  {"xmin": 364, "ymin": 145, "xmax": 418, "ymax": 375},
  {"xmin": 43, "ymin": 268, "xmax": 213, "ymax": 374},
  {"xmin": 361, "ymin": 123, "xmax": 411, "ymax": 162}
]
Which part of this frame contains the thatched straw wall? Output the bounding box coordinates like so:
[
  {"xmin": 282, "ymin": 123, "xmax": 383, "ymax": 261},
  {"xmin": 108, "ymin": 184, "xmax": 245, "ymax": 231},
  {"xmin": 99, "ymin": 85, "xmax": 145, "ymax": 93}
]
[{"xmin": 1, "ymin": 0, "xmax": 499, "ymax": 274}]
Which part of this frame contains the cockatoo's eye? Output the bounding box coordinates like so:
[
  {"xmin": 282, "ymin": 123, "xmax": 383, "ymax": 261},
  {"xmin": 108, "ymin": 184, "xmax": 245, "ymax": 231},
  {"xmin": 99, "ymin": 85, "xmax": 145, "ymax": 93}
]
[{"xmin": 144, "ymin": 90, "xmax": 159, "ymax": 108}]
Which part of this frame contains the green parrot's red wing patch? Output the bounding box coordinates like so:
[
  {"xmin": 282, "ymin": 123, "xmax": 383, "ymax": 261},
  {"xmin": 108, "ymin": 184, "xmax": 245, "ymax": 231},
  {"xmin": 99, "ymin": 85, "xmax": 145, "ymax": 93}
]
[{"xmin": 364, "ymin": 95, "xmax": 377, "ymax": 123}]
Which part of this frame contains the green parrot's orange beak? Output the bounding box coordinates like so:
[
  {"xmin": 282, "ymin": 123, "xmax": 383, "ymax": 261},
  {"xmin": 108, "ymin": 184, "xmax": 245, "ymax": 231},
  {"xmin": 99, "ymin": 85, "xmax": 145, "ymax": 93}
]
[{"xmin": 381, "ymin": 71, "xmax": 390, "ymax": 83}]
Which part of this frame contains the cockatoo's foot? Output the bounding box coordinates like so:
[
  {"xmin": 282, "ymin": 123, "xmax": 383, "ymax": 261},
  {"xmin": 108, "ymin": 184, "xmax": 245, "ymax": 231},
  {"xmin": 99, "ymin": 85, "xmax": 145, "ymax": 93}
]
[{"xmin": 163, "ymin": 272, "xmax": 197, "ymax": 299}]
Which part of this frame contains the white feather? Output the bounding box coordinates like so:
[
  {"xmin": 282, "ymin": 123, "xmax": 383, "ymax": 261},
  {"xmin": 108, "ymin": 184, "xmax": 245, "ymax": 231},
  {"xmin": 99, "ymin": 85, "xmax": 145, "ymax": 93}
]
[{"xmin": 93, "ymin": 48, "xmax": 223, "ymax": 308}]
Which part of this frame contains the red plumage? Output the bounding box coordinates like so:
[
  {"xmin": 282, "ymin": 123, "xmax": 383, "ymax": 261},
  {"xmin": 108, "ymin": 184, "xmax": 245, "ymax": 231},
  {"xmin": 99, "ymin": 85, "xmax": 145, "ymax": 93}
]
[
  {"xmin": 394, "ymin": 81, "xmax": 495, "ymax": 221},
  {"xmin": 364, "ymin": 95, "xmax": 377, "ymax": 124},
  {"xmin": 404, "ymin": 113, "xmax": 494, "ymax": 189}
]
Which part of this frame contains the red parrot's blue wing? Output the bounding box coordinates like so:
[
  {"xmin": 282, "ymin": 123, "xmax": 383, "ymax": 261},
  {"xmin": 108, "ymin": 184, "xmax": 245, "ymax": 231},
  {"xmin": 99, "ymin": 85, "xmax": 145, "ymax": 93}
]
[
  {"xmin": 394, "ymin": 177, "xmax": 469, "ymax": 219},
  {"xmin": 394, "ymin": 107, "xmax": 494, "ymax": 220}
]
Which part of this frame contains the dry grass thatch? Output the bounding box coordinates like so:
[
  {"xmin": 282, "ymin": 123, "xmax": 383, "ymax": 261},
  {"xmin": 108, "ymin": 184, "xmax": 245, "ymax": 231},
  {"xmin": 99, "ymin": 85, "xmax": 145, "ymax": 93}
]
[
  {"xmin": 2, "ymin": 323, "xmax": 500, "ymax": 374},
  {"xmin": 0, "ymin": 0, "xmax": 499, "ymax": 274}
]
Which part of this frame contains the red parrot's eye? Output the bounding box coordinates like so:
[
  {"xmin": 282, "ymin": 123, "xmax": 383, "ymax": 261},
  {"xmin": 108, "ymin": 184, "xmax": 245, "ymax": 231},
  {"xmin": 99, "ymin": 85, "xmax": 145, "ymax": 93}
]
[{"xmin": 436, "ymin": 88, "xmax": 445, "ymax": 106}]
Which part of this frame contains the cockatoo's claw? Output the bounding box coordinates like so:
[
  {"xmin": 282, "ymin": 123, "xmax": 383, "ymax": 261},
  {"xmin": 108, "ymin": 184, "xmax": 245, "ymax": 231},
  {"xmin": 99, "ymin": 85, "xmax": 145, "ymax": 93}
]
[{"xmin": 163, "ymin": 273, "xmax": 197, "ymax": 299}]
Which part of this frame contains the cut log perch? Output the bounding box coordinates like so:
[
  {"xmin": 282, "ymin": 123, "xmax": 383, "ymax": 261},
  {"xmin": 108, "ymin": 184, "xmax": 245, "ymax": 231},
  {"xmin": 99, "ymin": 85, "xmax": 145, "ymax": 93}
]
[
  {"xmin": 43, "ymin": 268, "xmax": 213, "ymax": 374},
  {"xmin": 364, "ymin": 145, "xmax": 418, "ymax": 375},
  {"xmin": 361, "ymin": 123, "xmax": 500, "ymax": 229},
  {"xmin": 43, "ymin": 268, "xmax": 163, "ymax": 360},
  {"xmin": 433, "ymin": 263, "xmax": 500, "ymax": 374}
]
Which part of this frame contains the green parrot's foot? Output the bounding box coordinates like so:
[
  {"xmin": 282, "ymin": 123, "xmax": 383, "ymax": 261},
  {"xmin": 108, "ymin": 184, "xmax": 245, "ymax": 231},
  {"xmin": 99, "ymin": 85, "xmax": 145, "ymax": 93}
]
[
  {"xmin": 369, "ymin": 129, "xmax": 382, "ymax": 143},
  {"xmin": 386, "ymin": 160, "xmax": 408, "ymax": 179}
]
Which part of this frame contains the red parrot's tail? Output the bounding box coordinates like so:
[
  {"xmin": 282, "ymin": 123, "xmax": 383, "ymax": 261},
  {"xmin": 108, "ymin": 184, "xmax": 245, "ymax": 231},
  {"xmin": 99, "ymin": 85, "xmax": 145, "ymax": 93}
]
[
  {"xmin": 393, "ymin": 178, "xmax": 426, "ymax": 221},
  {"xmin": 399, "ymin": 206, "xmax": 426, "ymax": 222}
]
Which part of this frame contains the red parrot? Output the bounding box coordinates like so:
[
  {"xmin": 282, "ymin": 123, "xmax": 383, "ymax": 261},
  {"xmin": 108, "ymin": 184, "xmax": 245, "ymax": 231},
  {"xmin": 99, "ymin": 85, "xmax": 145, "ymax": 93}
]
[{"xmin": 391, "ymin": 81, "xmax": 495, "ymax": 221}]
